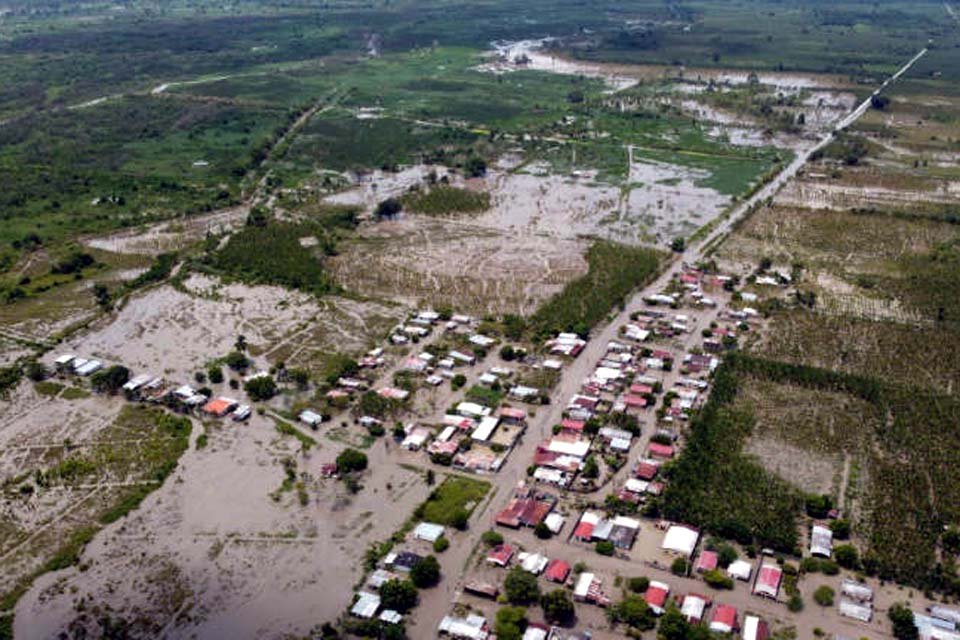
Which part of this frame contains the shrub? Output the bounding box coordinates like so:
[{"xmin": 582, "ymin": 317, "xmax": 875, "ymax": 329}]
[
  {"xmin": 451, "ymin": 509, "xmax": 470, "ymax": 531},
  {"xmin": 433, "ymin": 536, "xmax": 450, "ymax": 553},
  {"xmin": 671, "ymin": 557, "xmax": 689, "ymax": 576},
  {"xmin": 207, "ymin": 366, "xmax": 224, "ymax": 384},
  {"xmin": 830, "ymin": 519, "xmax": 851, "ymax": 540},
  {"xmin": 787, "ymin": 594, "xmax": 804, "ymax": 612},
  {"xmin": 702, "ymin": 569, "xmax": 734, "ymax": 590},
  {"xmin": 596, "ymin": 541, "xmax": 615, "ymax": 556},
  {"xmin": 482, "ymin": 531, "xmax": 504, "ymax": 547}
]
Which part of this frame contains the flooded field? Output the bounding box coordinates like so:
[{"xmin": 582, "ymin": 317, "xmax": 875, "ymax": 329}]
[{"xmin": 59, "ymin": 275, "xmax": 402, "ymax": 380}]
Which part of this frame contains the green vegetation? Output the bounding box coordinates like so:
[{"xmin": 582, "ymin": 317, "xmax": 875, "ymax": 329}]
[
  {"xmin": 541, "ymin": 589, "xmax": 575, "ymax": 625},
  {"xmin": 608, "ymin": 594, "xmax": 656, "ymax": 631},
  {"xmin": 272, "ymin": 418, "xmax": 317, "ymax": 450},
  {"xmin": 413, "ymin": 475, "xmax": 490, "ymax": 526},
  {"xmin": 661, "ymin": 357, "xmax": 804, "ymax": 552},
  {"xmin": 379, "ymin": 579, "xmax": 418, "ymax": 613},
  {"xmin": 664, "ymin": 352, "xmax": 960, "ymax": 591},
  {"xmin": 0, "ymin": 95, "xmax": 292, "ymax": 248},
  {"xmin": 211, "ymin": 221, "xmax": 339, "ymax": 296},
  {"xmin": 401, "ymin": 186, "xmax": 490, "ymax": 216},
  {"xmin": 289, "ymin": 111, "xmax": 481, "ymax": 173},
  {"xmin": 813, "ymin": 585, "xmax": 835, "ymax": 607},
  {"xmin": 409, "ymin": 555, "xmax": 440, "ymax": 588},
  {"xmin": 504, "ymin": 566, "xmax": 540, "ymax": 605},
  {"xmin": 530, "ymin": 241, "xmax": 661, "ymax": 339},
  {"xmin": 244, "ymin": 375, "xmax": 278, "ymax": 402},
  {"xmin": 494, "ymin": 606, "xmax": 528, "ymax": 640},
  {"xmin": 889, "ymin": 603, "xmax": 919, "ymax": 640},
  {"xmin": 336, "ymin": 448, "xmax": 368, "ymax": 474}
]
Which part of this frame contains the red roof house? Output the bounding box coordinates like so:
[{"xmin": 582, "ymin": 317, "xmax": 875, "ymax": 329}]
[
  {"xmin": 710, "ymin": 605, "xmax": 739, "ymax": 633},
  {"xmin": 486, "ymin": 544, "xmax": 514, "ymax": 567},
  {"xmin": 545, "ymin": 559, "xmax": 571, "ymax": 583},
  {"xmin": 635, "ymin": 460, "xmax": 660, "ymax": 480},
  {"xmin": 644, "ymin": 582, "xmax": 670, "ymax": 615},
  {"xmin": 696, "ymin": 550, "xmax": 718, "ymax": 573},
  {"xmin": 648, "ymin": 442, "xmax": 675, "ymax": 458},
  {"xmin": 560, "ymin": 419, "xmax": 585, "ymax": 432}
]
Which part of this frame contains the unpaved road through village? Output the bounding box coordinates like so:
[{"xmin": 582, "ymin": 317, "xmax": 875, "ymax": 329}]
[{"xmin": 406, "ymin": 44, "xmax": 931, "ymax": 638}]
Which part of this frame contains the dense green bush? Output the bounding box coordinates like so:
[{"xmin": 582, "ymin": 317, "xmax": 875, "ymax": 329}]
[{"xmin": 530, "ymin": 241, "xmax": 661, "ymax": 339}]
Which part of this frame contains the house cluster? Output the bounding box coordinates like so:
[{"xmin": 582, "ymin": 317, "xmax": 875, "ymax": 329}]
[
  {"xmin": 52, "ymin": 353, "xmax": 253, "ymax": 421},
  {"xmin": 914, "ymin": 605, "xmax": 960, "ymax": 640},
  {"xmin": 645, "ymin": 523, "xmax": 786, "ymax": 634},
  {"xmin": 398, "ymin": 399, "xmax": 529, "ymax": 474},
  {"xmin": 388, "ymin": 310, "xmax": 475, "ymax": 346}
]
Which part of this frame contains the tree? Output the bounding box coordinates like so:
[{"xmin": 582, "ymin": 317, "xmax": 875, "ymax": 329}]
[
  {"xmin": 235, "ymin": 335, "xmax": 248, "ymax": 353},
  {"xmin": 870, "ymin": 94, "xmax": 890, "ymax": 111},
  {"xmin": 609, "ymin": 594, "xmax": 655, "ymax": 630},
  {"xmin": 658, "ymin": 607, "xmax": 692, "ymax": 640},
  {"xmin": 25, "ymin": 361, "xmax": 48, "ymax": 382},
  {"xmin": 244, "ymin": 375, "xmax": 277, "ymax": 402},
  {"xmin": 671, "ymin": 237, "xmax": 686, "ymax": 253},
  {"xmin": 494, "ymin": 606, "xmax": 527, "ymax": 640},
  {"xmin": 93, "ymin": 283, "xmax": 111, "ymax": 310},
  {"xmin": 287, "ymin": 367, "xmax": 310, "ymax": 389},
  {"xmin": 889, "ymin": 603, "xmax": 919, "ymax": 640},
  {"xmin": 541, "ymin": 589, "xmax": 575, "ymax": 624},
  {"xmin": 451, "ymin": 374, "xmax": 467, "ymax": 390},
  {"xmin": 628, "ymin": 577, "xmax": 649, "ymax": 593},
  {"xmin": 433, "ymin": 536, "xmax": 449, "ymax": 553},
  {"xmin": 944, "ymin": 527, "xmax": 960, "ymax": 555},
  {"xmin": 91, "ymin": 365, "xmax": 130, "ymax": 394},
  {"xmin": 247, "ymin": 206, "xmax": 270, "ymax": 227},
  {"xmin": 380, "ymin": 579, "xmax": 418, "ymax": 613},
  {"xmin": 834, "ymin": 544, "xmax": 859, "ymax": 569},
  {"xmin": 464, "ymin": 156, "xmax": 487, "ymax": 178},
  {"xmin": 717, "ymin": 543, "xmax": 738, "ymax": 568},
  {"xmin": 336, "ymin": 448, "xmax": 368, "ymax": 474},
  {"xmin": 504, "ymin": 567, "xmax": 540, "ymax": 604},
  {"xmin": 410, "ymin": 555, "xmax": 440, "ymax": 588},
  {"xmin": 596, "ymin": 541, "xmax": 615, "ymax": 556},
  {"xmin": 582, "ymin": 455, "xmax": 600, "ymax": 479},
  {"xmin": 813, "ymin": 585, "xmax": 835, "ymax": 607},
  {"xmin": 374, "ymin": 198, "xmax": 403, "ymax": 219},
  {"xmin": 207, "ymin": 366, "xmax": 224, "ymax": 384},
  {"xmin": 534, "ymin": 522, "xmax": 552, "ymax": 540}
]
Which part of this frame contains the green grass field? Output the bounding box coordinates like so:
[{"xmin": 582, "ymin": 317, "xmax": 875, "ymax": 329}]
[{"xmin": 414, "ymin": 475, "xmax": 491, "ymax": 525}]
